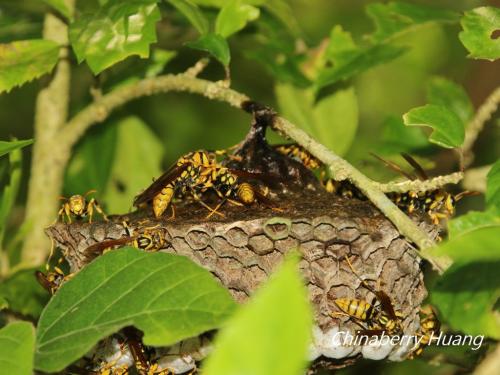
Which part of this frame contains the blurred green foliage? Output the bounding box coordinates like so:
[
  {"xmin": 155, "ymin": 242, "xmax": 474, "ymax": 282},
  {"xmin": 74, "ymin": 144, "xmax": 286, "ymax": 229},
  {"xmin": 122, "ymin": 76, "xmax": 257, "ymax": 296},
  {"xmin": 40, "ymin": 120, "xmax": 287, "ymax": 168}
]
[{"xmin": 0, "ymin": 0, "xmax": 499, "ymax": 374}]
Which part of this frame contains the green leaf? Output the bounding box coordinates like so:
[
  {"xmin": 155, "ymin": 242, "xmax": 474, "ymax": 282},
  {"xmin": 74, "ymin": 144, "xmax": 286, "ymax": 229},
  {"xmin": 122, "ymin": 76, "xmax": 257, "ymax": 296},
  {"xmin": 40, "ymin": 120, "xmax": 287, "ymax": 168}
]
[
  {"xmin": 43, "ymin": 0, "xmax": 73, "ymax": 21},
  {"xmin": 275, "ymin": 83, "xmax": 358, "ymax": 156},
  {"xmin": 69, "ymin": 0, "xmax": 161, "ymax": 74},
  {"xmin": 167, "ymin": 0, "xmax": 209, "ymax": 35},
  {"xmin": 64, "ymin": 124, "xmax": 117, "ymax": 197},
  {"xmin": 103, "ymin": 116, "xmax": 163, "ymax": 213},
  {"xmin": 0, "ymin": 40, "xmax": 59, "ymax": 93},
  {"xmin": 432, "ymin": 226, "xmax": 500, "ymax": 263},
  {"xmin": 215, "ymin": 0, "xmax": 260, "ymax": 38},
  {"xmin": 0, "ymin": 269, "xmax": 49, "ymax": 319},
  {"xmin": 448, "ymin": 210, "xmax": 500, "ymax": 238},
  {"xmin": 186, "ymin": 33, "xmax": 230, "ymax": 66},
  {"xmin": 35, "ymin": 248, "xmax": 236, "ymax": 372},
  {"xmin": 145, "ymin": 49, "xmax": 177, "ymax": 77},
  {"xmin": 316, "ymin": 25, "xmax": 407, "ymax": 89},
  {"xmin": 403, "ymin": 104, "xmax": 465, "ymax": 148},
  {"xmin": 0, "ymin": 322, "xmax": 35, "ymax": 375},
  {"xmin": 243, "ymin": 13, "xmax": 309, "ymax": 87},
  {"xmin": 379, "ymin": 116, "xmax": 429, "ymax": 154},
  {"xmin": 0, "ymin": 143, "xmax": 23, "ymax": 245},
  {"xmin": 203, "ymin": 255, "xmax": 312, "ymax": 375},
  {"xmin": 459, "ymin": 6, "xmax": 500, "ymax": 61},
  {"xmin": 366, "ymin": 1, "xmax": 459, "ymax": 42},
  {"xmin": 0, "ymin": 296, "xmax": 8, "ymax": 310},
  {"xmin": 426, "ymin": 77, "xmax": 474, "ymax": 125},
  {"xmin": 486, "ymin": 160, "xmax": 500, "ymax": 210},
  {"xmin": 0, "ymin": 139, "xmax": 33, "ymax": 158},
  {"xmin": 431, "ymin": 261, "xmax": 500, "ymax": 339}
]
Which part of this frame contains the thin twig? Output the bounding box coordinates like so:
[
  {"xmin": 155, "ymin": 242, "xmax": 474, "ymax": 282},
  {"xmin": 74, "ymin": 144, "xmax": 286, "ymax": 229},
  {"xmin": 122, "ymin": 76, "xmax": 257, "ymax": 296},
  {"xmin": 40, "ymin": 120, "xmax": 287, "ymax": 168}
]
[
  {"xmin": 184, "ymin": 58, "xmax": 210, "ymax": 77},
  {"xmin": 463, "ymin": 86, "xmax": 500, "ymax": 168},
  {"xmin": 376, "ymin": 172, "xmax": 464, "ymax": 193},
  {"xmin": 49, "ymin": 73, "xmax": 448, "ymax": 272}
]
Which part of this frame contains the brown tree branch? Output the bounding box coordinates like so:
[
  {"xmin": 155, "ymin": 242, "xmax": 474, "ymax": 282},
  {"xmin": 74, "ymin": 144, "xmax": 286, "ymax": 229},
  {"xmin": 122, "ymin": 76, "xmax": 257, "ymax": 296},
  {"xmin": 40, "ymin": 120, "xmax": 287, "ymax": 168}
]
[{"xmin": 21, "ymin": 6, "xmax": 73, "ymax": 267}]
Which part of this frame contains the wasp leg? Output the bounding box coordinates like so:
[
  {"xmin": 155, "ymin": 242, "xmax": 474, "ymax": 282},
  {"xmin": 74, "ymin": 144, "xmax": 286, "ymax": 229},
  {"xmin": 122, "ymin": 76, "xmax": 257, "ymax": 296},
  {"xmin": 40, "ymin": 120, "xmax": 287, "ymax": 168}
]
[
  {"xmin": 169, "ymin": 204, "xmax": 176, "ymax": 221},
  {"xmin": 64, "ymin": 203, "xmax": 72, "ymax": 223},
  {"xmin": 190, "ymin": 189, "xmax": 225, "ymax": 219},
  {"xmin": 87, "ymin": 198, "xmax": 109, "ymax": 223}
]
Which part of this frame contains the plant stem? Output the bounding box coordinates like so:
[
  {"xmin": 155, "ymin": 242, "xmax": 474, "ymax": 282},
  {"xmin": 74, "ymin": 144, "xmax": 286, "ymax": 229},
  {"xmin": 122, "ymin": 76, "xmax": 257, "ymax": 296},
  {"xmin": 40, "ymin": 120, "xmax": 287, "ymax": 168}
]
[
  {"xmin": 463, "ymin": 86, "xmax": 500, "ymax": 168},
  {"xmin": 21, "ymin": 10, "xmax": 72, "ymax": 267}
]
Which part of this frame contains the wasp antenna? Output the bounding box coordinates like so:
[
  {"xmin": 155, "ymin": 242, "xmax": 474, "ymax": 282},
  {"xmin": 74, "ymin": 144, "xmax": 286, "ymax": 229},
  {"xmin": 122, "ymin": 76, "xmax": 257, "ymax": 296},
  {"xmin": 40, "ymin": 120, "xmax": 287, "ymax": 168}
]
[
  {"xmin": 400, "ymin": 153, "xmax": 428, "ymax": 181},
  {"xmin": 58, "ymin": 196, "xmax": 67, "ymax": 201},
  {"xmin": 84, "ymin": 189, "xmax": 97, "ymax": 197},
  {"xmin": 369, "ymin": 152, "xmax": 416, "ymax": 181},
  {"xmin": 454, "ymin": 190, "xmax": 481, "ymax": 201}
]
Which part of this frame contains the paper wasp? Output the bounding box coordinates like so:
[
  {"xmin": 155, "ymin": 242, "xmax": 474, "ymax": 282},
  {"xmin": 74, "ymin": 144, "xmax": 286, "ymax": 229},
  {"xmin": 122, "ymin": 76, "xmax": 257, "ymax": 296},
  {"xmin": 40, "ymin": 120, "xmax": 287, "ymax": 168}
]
[
  {"xmin": 373, "ymin": 153, "xmax": 477, "ymax": 224},
  {"xmin": 409, "ymin": 305, "xmax": 440, "ymax": 358},
  {"xmin": 134, "ymin": 150, "xmax": 277, "ymax": 219},
  {"xmin": 83, "ymin": 221, "xmax": 169, "ymax": 260},
  {"xmin": 273, "ymin": 143, "xmax": 322, "ymax": 170},
  {"xmin": 332, "ymin": 256, "xmax": 404, "ymax": 337},
  {"xmin": 57, "ymin": 190, "xmax": 108, "ymax": 223}
]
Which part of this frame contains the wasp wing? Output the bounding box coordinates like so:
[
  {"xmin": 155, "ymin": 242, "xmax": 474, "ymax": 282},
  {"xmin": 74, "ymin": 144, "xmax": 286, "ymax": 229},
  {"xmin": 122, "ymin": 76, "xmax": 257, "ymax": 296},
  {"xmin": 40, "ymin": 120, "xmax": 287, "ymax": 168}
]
[
  {"xmin": 83, "ymin": 237, "xmax": 136, "ymax": 261},
  {"xmin": 133, "ymin": 161, "xmax": 191, "ymax": 206}
]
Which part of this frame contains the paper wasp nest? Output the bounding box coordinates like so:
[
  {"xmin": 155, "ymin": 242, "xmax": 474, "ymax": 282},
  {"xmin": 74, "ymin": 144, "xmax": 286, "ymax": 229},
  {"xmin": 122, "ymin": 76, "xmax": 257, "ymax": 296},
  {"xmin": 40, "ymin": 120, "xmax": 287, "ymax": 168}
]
[
  {"xmin": 47, "ymin": 192, "xmax": 436, "ymax": 370},
  {"xmin": 45, "ymin": 109, "xmax": 437, "ymax": 371}
]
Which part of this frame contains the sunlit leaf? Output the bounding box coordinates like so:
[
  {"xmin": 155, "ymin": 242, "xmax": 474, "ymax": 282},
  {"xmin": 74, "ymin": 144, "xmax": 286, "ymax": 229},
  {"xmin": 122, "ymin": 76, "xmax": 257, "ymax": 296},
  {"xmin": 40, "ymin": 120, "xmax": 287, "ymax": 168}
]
[
  {"xmin": 69, "ymin": 0, "xmax": 161, "ymax": 74},
  {"xmin": 167, "ymin": 0, "xmax": 209, "ymax": 35},
  {"xmin": 366, "ymin": 1, "xmax": 459, "ymax": 42},
  {"xmin": 103, "ymin": 116, "xmax": 163, "ymax": 213},
  {"xmin": 276, "ymin": 83, "xmax": 358, "ymax": 156},
  {"xmin": 0, "ymin": 40, "xmax": 59, "ymax": 93},
  {"xmin": 426, "ymin": 77, "xmax": 473, "ymax": 125},
  {"xmin": 64, "ymin": 124, "xmax": 117, "ymax": 197},
  {"xmin": 432, "ymin": 227, "xmax": 500, "ymax": 262},
  {"xmin": 35, "ymin": 248, "xmax": 236, "ymax": 372},
  {"xmin": 459, "ymin": 6, "xmax": 500, "ymax": 61},
  {"xmin": 145, "ymin": 49, "xmax": 177, "ymax": 77},
  {"xmin": 203, "ymin": 255, "xmax": 312, "ymax": 375},
  {"xmin": 0, "ymin": 269, "xmax": 49, "ymax": 319},
  {"xmin": 379, "ymin": 116, "xmax": 429, "ymax": 153},
  {"xmin": 316, "ymin": 25, "xmax": 407, "ymax": 89},
  {"xmin": 216, "ymin": 0, "xmax": 260, "ymax": 38},
  {"xmin": 0, "ymin": 139, "xmax": 32, "ymax": 159},
  {"xmin": 186, "ymin": 33, "xmax": 230, "ymax": 66},
  {"xmin": 448, "ymin": 210, "xmax": 500, "ymax": 238},
  {"xmin": 432, "ymin": 260, "xmax": 500, "ymax": 339},
  {"xmin": 486, "ymin": 160, "xmax": 500, "ymax": 210},
  {"xmin": 0, "ymin": 322, "xmax": 35, "ymax": 375},
  {"xmin": 0, "ymin": 143, "xmax": 23, "ymax": 245},
  {"xmin": 403, "ymin": 104, "xmax": 464, "ymax": 148},
  {"xmin": 43, "ymin": 0, "xmax": 73, "ymax": 21}
]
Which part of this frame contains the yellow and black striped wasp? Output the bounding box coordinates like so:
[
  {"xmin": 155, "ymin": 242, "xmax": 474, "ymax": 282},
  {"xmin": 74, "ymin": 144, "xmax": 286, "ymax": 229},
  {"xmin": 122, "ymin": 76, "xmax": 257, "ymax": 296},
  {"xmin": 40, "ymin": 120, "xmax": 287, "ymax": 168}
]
[
  {"xmin": 332, "ymin": 256, "xmax": 404, "ymax": 337},
  {"xmin": 82, "ymin": 221, "xmax": 169, "ymax": 261},
  {"xmin": 57, "ymin": 190, "xmax": 108, "ymax": 223},
  {"xmin": 273, "ymin": 143, "xmax": 322, "ymax": 171},
  {"xmin": 134, "ymin": 150, "xmax": 222, "ymax": 219},
  {"xmin": 372, "ymin": 153, "xmax": 477, "ymax": 224},
  {"xmin": 408, "ymin": 305, "xmax": 440, "ymax": 358},
  {"xmin": 135, "ymin": 150, "xmax": 277, "ymax": 219}
]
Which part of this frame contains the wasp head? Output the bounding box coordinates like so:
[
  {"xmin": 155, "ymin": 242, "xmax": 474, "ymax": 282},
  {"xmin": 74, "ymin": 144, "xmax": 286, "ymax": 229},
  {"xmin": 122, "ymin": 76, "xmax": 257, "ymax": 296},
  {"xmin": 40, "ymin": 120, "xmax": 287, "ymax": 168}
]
[{"xmin": 69, "ymin": 195, "xmax": 86, "ymax": 215}]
